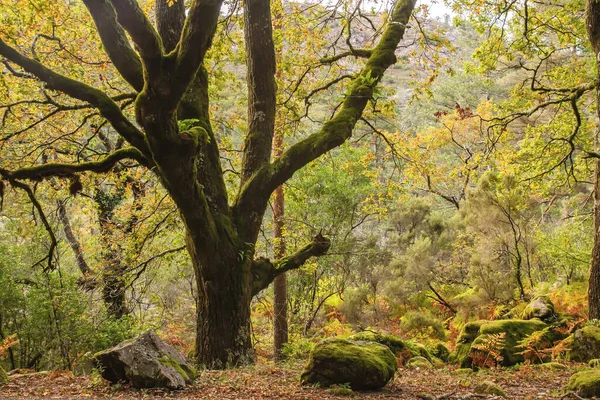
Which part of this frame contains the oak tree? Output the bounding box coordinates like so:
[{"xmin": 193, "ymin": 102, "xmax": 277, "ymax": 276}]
[{"xmin": 0, "ymin": 0, "xmax": 416, "ymax": 367}]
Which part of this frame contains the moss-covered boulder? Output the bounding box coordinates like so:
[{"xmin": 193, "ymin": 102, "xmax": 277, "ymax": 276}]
[
  {"xmin": 0, "ymin": 366, "xmax": 8, "ymax": 385},
  {"xmin": 300, "ymin": 338, "xmax": 397, "ymax": 390},
  {"xmin": 448, "ymin": 320, "xmax": 489, "ymax": 367},
  {"xmin": 349, "ymin": 331, "xmax": 404, "ymax": 353},
  {"xmin": 449, "ymin": 319, "xmax": 548, "ymax": 368},
  {"xmin": 427, "ymin": 342, "xmax": 450, "ymax": 363},
  {"xmin": 470, "ymin": 319, "xmax": 547, "ymax": 367},
  {"xmin": 406, "ymin": 356, "xmax": 432, "ymax": 369},
  {"xmin": 566, "ymin": 326, "xmax": 600, "ymax": 363},
  {"xmin": 94, "ymin": 330, "xmax": 196, "ymax": 389},
  {"xmin": 349, "ymin": 331, "xmax": 431, "ymax": 364},
  {"xmin": 566, "ymin": 369, "xmax": 600, "ymax": 398},
  {"xmin": 474, "ymin": 381, "xmax": 506, "ymax": 397},
  {"xmin": 522, "ymin": 296, "xmax": 555, "ymax": 321}
]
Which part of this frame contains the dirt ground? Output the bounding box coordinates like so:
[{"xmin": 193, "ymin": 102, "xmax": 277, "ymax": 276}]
[{"xmin": 0, "ymin": 361, "xmax": 582, "ymax": 399}]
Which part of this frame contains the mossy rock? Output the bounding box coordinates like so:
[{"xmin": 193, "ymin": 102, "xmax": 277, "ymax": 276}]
[
  {"xmin": 505, "ymin": 302, "xmax": 527, "ymax": 319},
  {"xmin": 427, "ymin": 342, "xmax": 450, "ymax": 363},
  {"xmin": 327, "ymin": 385, "xmax": 355, "ymax": 396},
  {"xmin": 349, "ymin": 331, "xmax": 431, "ymax": 364},
  {"xmin": 590, "ymin": 359, "xmax": 600, "ymax": 368},
  {"xmin": 349, "ymin": 331, "xmax": 405, "ymax": 354},
  {"xmin": 566, "ymin": 369, "xmax": 600, "ymax": 398},
  {"xmin": 452, "ymin": 368, "xmax": 474, "ymax": 375},
  {"xmin": 522, "ymin": 296, "xmax": 555, "ymax": 321},
  {"xmin": 0, "ymin": 366, "xmax": 8, "ymax": 385},
  {"xmin": 406, "ymin": 356, "xmax": 433, "ymax": 369},
  {"xmin": 474, "ymin": 380, "xmax": 506, "ymax": 397},
  {"xmin": 448, "ymin": 320, "xmax": 490, "ymax": 367},
  {"xmin": 566, "ymin": 326, "xmax": 600, "ymax": 363},
  {"xmin": 470, "ymin": 319, "xmax": 547, "ymax": 367},
  {"xmin": 538, "ymin": 362, "xmax": 568, "ymax": 371},
  {"xmin": 301, "ymin": 338, "xmax": 398, "ymax": 390}
]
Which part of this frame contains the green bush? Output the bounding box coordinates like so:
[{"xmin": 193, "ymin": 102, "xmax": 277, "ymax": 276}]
[{"xmin": 400, "ymin": 310, "xmax": 446, "ymax": 340}]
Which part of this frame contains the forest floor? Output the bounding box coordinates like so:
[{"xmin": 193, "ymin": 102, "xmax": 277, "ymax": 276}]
[{"xmin": 0, "ymin": 360, "xmax": 583, "ymax": 400}]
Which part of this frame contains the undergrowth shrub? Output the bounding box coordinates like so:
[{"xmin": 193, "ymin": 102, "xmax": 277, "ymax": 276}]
[{"xmin": 400, "ymin": 310, "xmax": 446, "ymax": 341}]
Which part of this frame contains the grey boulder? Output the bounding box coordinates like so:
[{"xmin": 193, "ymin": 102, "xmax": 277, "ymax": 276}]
[{"xmin": 94, "ymin": 330, "xmax": 196, "ymax": 389}]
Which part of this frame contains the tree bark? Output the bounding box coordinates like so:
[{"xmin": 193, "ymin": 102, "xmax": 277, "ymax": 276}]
[
  {"xmin": 587, "ymin": 0, "xmax": 600, "ymax": 320},
  {"xmin": 189, "ymin": 240, "xmax": 254, "ymax": 368},
  {"xmin": 272, "ymin": 155, "xmax": 287, "ymax": 361},
  {"xmin": 56, "ymin": 200, "xmax": 92, "ymax": 276}
]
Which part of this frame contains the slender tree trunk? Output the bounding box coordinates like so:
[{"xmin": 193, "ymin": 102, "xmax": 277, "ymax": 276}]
[
  {"xmin": 96, "ymin": 190, "xmax": 128, "ymax": 319},
  {"xmin": 591, "ymin": 160, "xmax": 600, "ymax": 319},
  {"xmin": 57, "ymin": 200, "xmax": 92, "ymax": 276},
  {"xmin": 272, "ymin": 174, "xmax": 287, "ymax": 360},
  {"xmin": 587, "ymin": 0, "xmax": 600, "ymax": 320}
]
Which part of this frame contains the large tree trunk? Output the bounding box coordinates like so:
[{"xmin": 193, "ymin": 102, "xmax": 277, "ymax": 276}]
[
  {"xmin": 189, "ymin": 240, "xmax": 254, "ymax": 368},
  {"xmin": 587, "ymin": 0, "xmax": 600, "ymax": 320}
]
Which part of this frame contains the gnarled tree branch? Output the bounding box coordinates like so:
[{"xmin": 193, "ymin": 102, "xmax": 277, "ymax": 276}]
[
  {"xmin": 234, "ymin": 0, "xmax": 417, "ymax": 242},
  {"xmin": 0, "ymin": 38, "xmax": 151, "ymax": 157},
  {"xmin": 0, "ymin": 148, "xmax": 146, "ymax": 180},
  {"xmin": 251, "ymin": 233, "xmax": 331, "ymax": 296}
]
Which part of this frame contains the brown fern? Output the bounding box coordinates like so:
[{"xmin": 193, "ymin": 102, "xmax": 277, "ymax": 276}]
[
  {"xmin": 470, "ymin": 332, "xmax": 506, "ymax": 369},
  {"xmin": 0, "ymin": 334, "xmax": 18, "ymax": 360}
]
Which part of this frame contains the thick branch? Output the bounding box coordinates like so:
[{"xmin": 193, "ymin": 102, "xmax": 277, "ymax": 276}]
[
  {"xmin": 82, "ymin": 0, "xmax": 144, "ymax": 91},
  {"xmin": 173, "ymin": 0, "xmax": 223, "ymax": 102},
  {"xmin": 251, "ymin": 233, "xmax": 331, "ymax": 296},
  {"xmin": 240, "ymin": 0, "xmax": 277, "ymax": 184},
  {"xmin": 109, "ymin": 0, "xmax": 163, "ymax": 61},
  {"xmin": 0, "ymin": 148, "xmax": 145, "ymax": 180},
  {"xmin": 155, "ymin": 0, "xmax": 186, "ymax": 53},
  {"xmin": 0, "ymin": 39, "xmax": 151, "ymax": 156},
  {"xmin": 234, "ymin": 0, "xmax": 416, "ymax": 241}
]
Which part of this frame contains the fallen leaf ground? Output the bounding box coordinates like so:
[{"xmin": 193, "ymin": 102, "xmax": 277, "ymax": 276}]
[{"xmin": 0, "ymin": 361, "xmax": 581, "ymax": 399}]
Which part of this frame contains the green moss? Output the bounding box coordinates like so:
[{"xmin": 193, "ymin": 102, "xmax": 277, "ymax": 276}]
[
  {"xmin": 158, "ymin": 355, "xmax": 196, "ymax": 383},
  {"xmin": 452, "ymin": 368, "xmax": 474, "ymax": 375},
  {"xmin": 566, "ymin": 369, "xmax": 600, "ymax": 398},
  {"xmin": 472, "ymin": 319, "xmax": 547, "ymax": 367},
  {"xmin": 450, "ymin": 319, "xmax": 548, "ymax": 368},
  {"xmin": 474, "ymin": 381, "xmax": 506, "ymax": 397},
  {"xmin": 327, "ymin": 385, "xmax": 355, "ymax": 396},
  {"xmin": 301, "ymin": 338, "xmax": 397, "ymax": 390},
  {"xmin": 349, "ymin": 331, "xmax": 405, "ymax": 353},
  {"xmin": 427, "ymin": 342, "xmax": 450, "ymax": 362},
  {"xmin": 0, "ymin": 366, "xmax": 8, "ymax": 385},
  {"xmin": 406, "ymin": 356, "xmax": 433, "ymax": 369},
  {"xmin": 449, "ymin": 320, "xmax": 489, "ymax": 367},
  {"xmin": 538, "ymin": 362, "xmax": 568, "ymax": 371},
  {"xmin": 567, "ymin": 326, "xmax": 600, "ymax": 362},
  {"xmin": 349, "ymin": 331, "xmax": 431, "ymax": 363},
  {"xmin": 590, "ymin": 359, "xmax": 600, "ymax": 368}
]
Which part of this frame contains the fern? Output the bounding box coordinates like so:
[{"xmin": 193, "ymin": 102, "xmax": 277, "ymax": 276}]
[
  {"xmin": 470, "ymin": 332, "xmax": 505, "ymax": 369},
  {"xmin": 0, "ymin": 334, "xmax": 18, "ymax": 360},
  {"xmin": 517, "ymin": 330, "xmax": 551, "ymax": 364}
]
